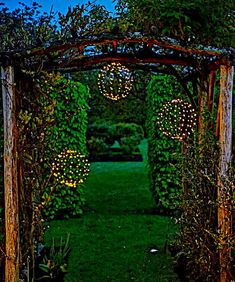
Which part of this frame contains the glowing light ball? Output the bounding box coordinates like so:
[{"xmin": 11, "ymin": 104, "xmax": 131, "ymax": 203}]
[
  {"xmin": 156, "ymin": 99, "xmax": 197, "ymax": 141},
  {"xmin": 52, "ymin": 149, "xmax": 90, "ymax": 187},
  {"xmin": 97, "ymin": 62, "xmax": 133, "ymax": 101}
]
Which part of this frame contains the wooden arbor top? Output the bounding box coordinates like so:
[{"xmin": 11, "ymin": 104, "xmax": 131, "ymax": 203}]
[{"xmin": 0, "ymin": 33, "xmax": 234, "ymax": 73}]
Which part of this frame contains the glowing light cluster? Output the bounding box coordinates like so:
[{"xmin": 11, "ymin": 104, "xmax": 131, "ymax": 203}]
[
  {"xmin": 156, "ymin": 99, "xmax": 197, "ymax": 141},
  {"xmin": 97, "ymin": 62, "xmax": 133, "ymax": 101},
  {"xmin": 52, "ymin": 149, "xmax": 90, "ymax": 187}
]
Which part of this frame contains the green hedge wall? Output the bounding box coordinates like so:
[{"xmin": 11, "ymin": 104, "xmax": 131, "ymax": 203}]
[
  {"xmin": 146, "ymin": 75, "xmax": 182, "ymax": 212},
  {"xmin": 42, "ymin": 76, "xmax": 90, "ymax": 219}
]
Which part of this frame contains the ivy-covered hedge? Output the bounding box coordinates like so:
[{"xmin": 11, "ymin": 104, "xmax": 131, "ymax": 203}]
[
  {"xmin": 146, "ymin": 75, "xmax": 182, "ymax": 212},
  {"xmin": 42, "ymin": 75, "xmax": 90, "ymax": 219}
]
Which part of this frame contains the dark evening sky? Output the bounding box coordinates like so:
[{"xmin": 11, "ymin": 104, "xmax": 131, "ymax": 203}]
[{"xmin": 3, "ymin": 0, "xmax": 115, "ymax": 14}]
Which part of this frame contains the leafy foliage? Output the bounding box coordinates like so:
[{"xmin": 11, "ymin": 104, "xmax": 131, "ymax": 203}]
[
  {"xmin": 0, "ymin": 1, "xmax": 115, "ymax": 52},
  {"xmin": 47, "ymin": 75, "xmax": 89, "ymax": 153},
  {"xmin": 0, "ymin": 2, "xmax": 58, "ymax": 51},
  {"xmin": 116, "ymin": 0, "xmax": 235, "ymax": 47},
  {"xmin": 41, "ymin": 74, "xmax": 90, "ymax": 220},
  {"xmin": 176, "ymin": 131, "xmax": 235, "ymax": 281},
  {"xmin": 87, "ymin": 123, "xmax": 116, "ymax": 157},
  {"xmin": 58, "ymin": 3, "xmax": 113, "ymax": 39},
  {"xmin": 146, "ymin": 75, "xmax": 183, "ymax": 211},
  {"xmin": 16, "ymin": 72, "xmax": 56, "ymax": 278},
  {"xmin": 116, "ymin": 123, "xmax": 144, "ymax": 155},
  {"xmin": 37, "ymin": 233, "xmax": 71, "ymax": 281},
  {"xmin": 0, "ymin": 71, "xmax": 89, "ymax": 279}
]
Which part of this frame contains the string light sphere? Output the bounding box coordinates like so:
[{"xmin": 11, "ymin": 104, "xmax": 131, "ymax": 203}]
[
  {"xmin": 156, "ymin": 99, "xmax": 197, "ymax": 141},
  {"xmin": 52, "ymin": 149, "xmax": 90, "ymax": 188},
  {"xmin": 97, "ymin": 62, "xmax": 133, "ymax": 101}
]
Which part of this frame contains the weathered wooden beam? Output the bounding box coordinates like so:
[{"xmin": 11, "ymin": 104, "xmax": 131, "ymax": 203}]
[
  {"xmin": 1, "ymin": 66, "xmax": 19, "ymax": 282},
  {"xmin": 218, "ymin": 65, "xmax": 234, "ymax": 282},
  {"xmin": 207, "ymin": 70, "xmax": 216, "ymax": 112},
  {"xmin": 46, "ymin": 54, "xmax": 197, "ymax": 71},
  {"xmin": 11, "ymin": 36, "xmax": 222, "ymax": 59}
]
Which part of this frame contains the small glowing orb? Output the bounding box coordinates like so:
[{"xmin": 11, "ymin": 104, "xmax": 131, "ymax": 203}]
[{"xmin": 52, "ymin": 149, "xmax": 90, "ymax": 187}]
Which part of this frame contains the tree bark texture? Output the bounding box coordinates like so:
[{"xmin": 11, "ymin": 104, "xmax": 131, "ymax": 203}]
[
  {"xmin": 198, "ymin": 72, "xmax": 208, "ymax": 145},
  {"xmin": 218, "ymin": 65, "xmax": 234, "ymax": 282},
  {"xmin": 1, "ymin": 66, "xmax": 19, "ymax": 282}
]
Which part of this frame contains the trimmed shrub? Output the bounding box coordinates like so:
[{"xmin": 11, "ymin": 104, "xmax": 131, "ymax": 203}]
[
  {"xmin": 87, "ymin": 136, "xmax": 110, "ymax": 157},
  {"xmin": 87, "ymin": 122, "xmax": 144, "ymax": 158},
  {"xmin": 146, "ymin": 75, "xmax": 182, "ymax": 212},
  {"xmin": 115, "ymin": 123, "xmax": 144, "ymax": 141},
  {"xmin": 119, "ymin": 136, "xmax": 140, "ymax": 155},
  {"xmin": 87, "ymin": 123, "xmax": 116, "ymax": 146}
]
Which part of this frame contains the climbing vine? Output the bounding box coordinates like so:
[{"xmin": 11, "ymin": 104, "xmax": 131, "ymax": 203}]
[
  {"xmin": 40, "ymin": 74, "xmax": 90, "ymax": 220},
  {"xmin": 175, "ymin": 130, "xmax": 235, "ymax": 281},
  {"xmin": 147, "ymin": 75, "xmax": 184, "ymax": 212},
  {"xmin": 4, "ymin": 72, "xmax": 90, "ymax": 280}
]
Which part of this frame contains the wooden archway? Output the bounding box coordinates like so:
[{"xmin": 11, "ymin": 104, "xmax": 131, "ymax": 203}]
[{"xmin": 1, "ymin": 34, "xmax": 234, "ymax": 282}]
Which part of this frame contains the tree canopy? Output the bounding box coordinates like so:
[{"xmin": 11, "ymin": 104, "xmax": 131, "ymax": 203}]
[
  {"xmin": 0, "ymin": 0, "xmax": 234, "ymax": 55},
  {"xmin": 116, "ymin": 0, "xmax": 235, "ymax": 47}
]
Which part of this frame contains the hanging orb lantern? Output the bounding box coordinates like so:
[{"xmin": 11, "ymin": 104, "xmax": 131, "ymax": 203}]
[
  {"xmin": 97, "ymin": 62, "xmax": 133, "ymax": 101},
  {"xmin": 156, "ymin": 99, "xmax": 197, "ymax": 141},
  {"xmin": 52, "ymin": 149, "xmax": 90, "ymax": 187}
]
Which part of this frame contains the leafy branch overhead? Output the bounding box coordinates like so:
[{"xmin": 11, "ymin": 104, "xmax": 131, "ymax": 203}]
[
  {"xmin": 117, "ymin": 0, "xmax": 235, "ymax": 46},
  {"xmin": 0, "ymin": 1, "xmax": 115, "ymax": 52},
  {"xmin": 0, "ymin": 0, "xmax": 234, "ymax": 54}
]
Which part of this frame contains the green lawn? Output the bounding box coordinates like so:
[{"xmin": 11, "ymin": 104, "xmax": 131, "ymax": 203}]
[{"xmin": 45, "ymin": 144, "xmax": 178, "ymax": 282}]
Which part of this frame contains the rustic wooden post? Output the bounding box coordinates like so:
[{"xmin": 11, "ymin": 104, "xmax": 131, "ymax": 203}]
[
  {"xmin": 216, "ymin": 96, "xmax": 221, "ymax": 138},
  {"xmin": 198, "ymin": 71, "xmax": 208, "ymax": 144},
  {"xmin": 207, "ymin": 70, "xmax": 216, "ymax": 113},
  {"xmin": 181, "ymin": 141, "xmax": 188, "ymax": 193},
  {"xmin": 1, "ymin": 66, "xmax": 19, "ymax": 282},
  {"xmin": 218, "ymin": 64, "xmax": 234, "ymax": 282}
]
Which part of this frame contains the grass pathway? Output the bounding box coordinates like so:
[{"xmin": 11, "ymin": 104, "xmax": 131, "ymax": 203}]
[{"xmin": 45, "ymin": 160, "xmax": 178, "ymax": 282}]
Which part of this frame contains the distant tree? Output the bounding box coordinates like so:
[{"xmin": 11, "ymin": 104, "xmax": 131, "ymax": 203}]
[
  {"xmin": 115, "ymin": 0, "xmax": 235, "ymax": 47},
  {"xmin": 73, "ymin": 70, "xmax": 150, "ymax": 133},
  {"xmin": 1, "ymin": 0, "xmax": 233, "ymax": 54},
  {"xmin": 0, "ymin": 1, "xmax": 114, "ymax": 52}
]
